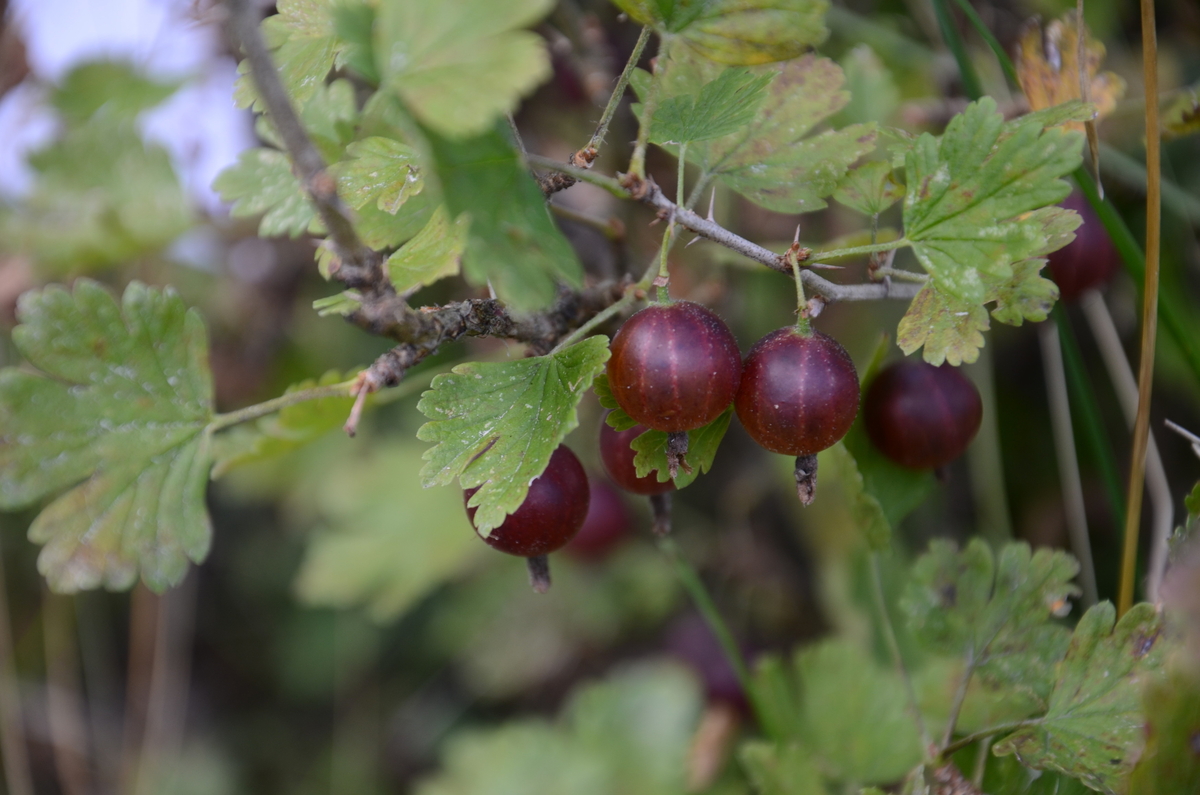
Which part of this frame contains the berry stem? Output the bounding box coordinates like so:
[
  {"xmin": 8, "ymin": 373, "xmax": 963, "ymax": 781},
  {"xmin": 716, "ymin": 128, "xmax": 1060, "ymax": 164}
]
[
  {"xmin": 587, "ymin": 26, "xmax": 652, "ymax": 152},
  {"xmin": 654, "ymin": 224, "xmax": 675, "ymax": 302},
  {"xmin": 791, "ymin": 257, "xmax": 812, "ymax": 335},
  {"xmin": 526, "ymin": 556, "xmax": 552, "ymax": 593}
]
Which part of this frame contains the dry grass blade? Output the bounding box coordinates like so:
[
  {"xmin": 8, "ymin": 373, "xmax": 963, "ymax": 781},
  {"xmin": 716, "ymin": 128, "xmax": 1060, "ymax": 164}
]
[{"xmin": 1118, "ymin": 0, "xmax": 1162, "ymax": 616}]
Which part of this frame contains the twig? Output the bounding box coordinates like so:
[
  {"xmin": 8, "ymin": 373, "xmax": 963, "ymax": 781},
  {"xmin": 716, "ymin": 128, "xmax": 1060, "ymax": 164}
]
[
  {"xmin": 627, "ymin": 53, "xmax": 662, "ymax": 180},
  {"xmin": 0, "ymin": 537, "xmax": 32, "ymax": 795},
  {"xmin": 1119, "ymin": 0, "xmax": 1163, "ymax": 617},
  {"xmin": 588, "ymin": 25, "xmax": 651, "ymax": 151},
  {"xmin": 1080, "ymin": 291, "xmax": 1173, "ymax": 602},
  {"xmin": 1039, "ymin": 322, "xmax": 1099, "ymax": 607},
  {"xmin": 208, "ymin": 381, "xmax": 356, "ymax": 433},
  {"xmin": 225, "ymin": 0, "xmax": 384, "ymax": 289}
]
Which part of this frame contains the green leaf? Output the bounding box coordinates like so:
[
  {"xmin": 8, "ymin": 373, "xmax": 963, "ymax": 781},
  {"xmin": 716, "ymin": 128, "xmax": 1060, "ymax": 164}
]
[
  {"xmin": 748, "ymin": 641, "xmax": 924, "ymax": 785},
  {"xmin": 311, "ymin": 291, "xmax": 363, "ymax": 317},
  {"xmin": 629, "ymin": 406, "xmax": 733, "ymax": 489},
  {"xmin": 212, "ymin": 148, "xmax": 316, "ymax": 238},
  {"xmin": 739, "ymin": 741, "xmax": 827, "ymax": 795},
  {"xmin": 615, "ymin": 0, "xmax": 829, "ymax": 65},
  {"xmin": 375, "ymin": 0, "xmax": 554, "ymax": 137},
  {"xmin": 418, "ymin": 662, "xmax": 701, "ymax": 795},
  {"xmin": 427, "ymin": 125, "xmax": 582, "ymax": 310},
  {"xmin": 983, "ymin": 754, "xmax": 1090, "ymax": 795},
  {"xmin": 903, "ymin": 97, "xmax": 1084, "ymax": 304},
  {"xmin": 643, "ymin": 51, "xmax": 876, "ymax": 214},
  {"xmin": 987, "ymin": 206, "xmax": 1077, "ymax": 326},
  {"xmin": 652, "ymin": 68, "xmax": 774, "ymax": 145},
  {"xmin": 914, "ymin": 655, "xmax": 1045, "ymax": 737},
  {"xmin": 896, "ymin": 283, "xmax": 989, "ymax": 366},
  {"xmin": 209, "ymin": 370, "xmax": 358, "ymax": 478},
  {"xmin": 52, "ymin": 60, "xmax": 180, "ymax": 125},
  {"xmin": 994, "ymin": 603, "xmax": 1170, "ymax": 794},
  {"xmin": 255, "ymin": 78, "xmax": 359, "ymax": 163},
  {"xmin": 834, "ymin": 161, "xmax": 904, "ymax": 217},
  {"xmin": 0, "ymin": 281, "xmax": 213, "ymax": 592},
  {"xmin": 294, "ymin": 440, "xmax": 483, "ymax": 622},
  {"xmin": 333, "ymin": 136, "xmax": 424, "ymax": 214},
  {"xmin": 385, "ymin": 206, "xmax": 467, "ymax": 293},
  {"xmin": 1128, "ymin": 663, "xmax": 1200, "ymax": 794},
  {"xmin": 834, "ymin": 45, "xmax": 900, "ymax": 127},
  {"xmin": 903, "ymin": 540, "xmax": 1078, "ymax": 705},
  {"xmin": 593, "ymin": 375, "xmax": 640, "ymax": 432},
  {"xmin": 417, "ymin": 337, "xmax": 609, "ymax": 534},
  {"xmin": 10, "ymin": 117, "xmax": 191, "ymax": 273},
  {"xmin": 1163, "ymin": 85, "xmax": 1200, "ymax": 141},
  {"xmin": 234, "ymin": 0, "xmax": 344, "ymax": 112}
]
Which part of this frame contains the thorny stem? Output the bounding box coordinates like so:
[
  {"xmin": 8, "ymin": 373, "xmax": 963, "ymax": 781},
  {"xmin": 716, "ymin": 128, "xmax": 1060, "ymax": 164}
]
[
  {"xmin": 869, "ymin": 553, "xmax": 933, "ymax": 753},
  {"xmin": 529, "ymin": 156, "xmax": 924, "ymax": 301},
  {"xmin": 628, "ymin": 59, "xmax": 662, "ymax": 180},
  {"xmin": 225, "ymin": 0, "xmax": 383, "ymax": 289},
  {"xmin": 588, "ymin": 26, "xmax": 652, "ymax": 151},
  {"xmin": 1118, "ymin": 0, "xmax": 1163, "ymax": 617}
]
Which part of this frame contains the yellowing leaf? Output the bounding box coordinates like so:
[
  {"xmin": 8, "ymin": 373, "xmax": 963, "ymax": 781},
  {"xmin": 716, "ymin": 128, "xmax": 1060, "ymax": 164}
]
[
  {"xmin": 0, "ymin": 281, "xmax": 214, "ymax": 592},
  {"xmin": 897, "ymin": 284, "xmax": 989, "ymax": 366},
  {"xmin": 615, "ymin": 0, "xmax": 828, "ymax": 65},
  {"xmin": 1016, "ymin": 12, "xmax": 1125, "ymax": 133}
]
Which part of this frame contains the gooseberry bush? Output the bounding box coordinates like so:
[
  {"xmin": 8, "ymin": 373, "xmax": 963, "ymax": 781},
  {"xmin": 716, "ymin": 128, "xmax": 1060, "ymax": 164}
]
[{"xmin": 0, "ymin": 0, "xmax": 1197, "ymax": 793}]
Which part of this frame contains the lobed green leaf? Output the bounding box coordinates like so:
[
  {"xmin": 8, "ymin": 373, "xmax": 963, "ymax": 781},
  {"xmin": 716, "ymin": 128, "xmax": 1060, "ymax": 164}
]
[
  {"xmin": 213, "ymin": 147, "xmax": 317, "ymax": 238},
  {"xmin": 903, "ymin": 540, "xmax": 1079, "ymax": 706},
  {"xmin": 333, "ymin": 135, "xmax": 424, "ymax": 214},
  {"xmin": 426, "ymin": 125, "xmax": 582, "ymax": 311},
  {"xmin": 0, "ymin": 281, "xmax": 214, "ymax": 592},
  {"xmin": 375, "ymin": 0, "xmax": 554, "ymax": 138},
  {"xmin": 417, "ymin": 337, "xmax": 609, "ymax": 534},
  {"xmin": 651, "ymin": 67, "xmax": 775, "ymax": 145},
  {"xmin": 234, "ymin": 0, "xmax": 345, "ymax": 112},
  {"xmin": 385, "ymin": 206, "xmax": 467, "ymax": 294},
  {"xmin": 903, "ymin": 97, "xmax": 1083, "ymax": 305},
  {"xmin": 993, "ymin": 603, "xmax": 1170, "ymax": 794},
  {"xmin": 834, "ymin": 161, "xmax": 904, "ymax": 217},
  {"xmin": 629, "ymin": 406, "xmax": 733, "ymax": 489}
]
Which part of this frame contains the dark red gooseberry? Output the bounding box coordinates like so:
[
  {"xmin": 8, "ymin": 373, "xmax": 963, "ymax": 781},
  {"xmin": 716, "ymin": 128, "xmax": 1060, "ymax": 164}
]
[
  {"xmin": 735, "ymin": 328, "xmax": 860, "ymax": 457},
  {"xmin": 1046, "ymin": 192, "xmax": 1120, "ymax": 303},
  {"xmin": 606, "ymin": 301, "xmax": 742, "ymax": 433},
  {"xmin": 599, "ymin": 418, "xmax": 676, "ymax": 496},
  {"xmin": 463, "ymin": 445, "xmax": 589, "ymax": 558},
  {"xmin": 566, "ymin": 477, "xmax": 631, "ymax": 560},
  {"xmin": 666, "ymin": 613, "xmax": 749, "ymax": 711},
  {"xmin": 863, "ymin": 360, "xmax": 982, "ymax": 470}
]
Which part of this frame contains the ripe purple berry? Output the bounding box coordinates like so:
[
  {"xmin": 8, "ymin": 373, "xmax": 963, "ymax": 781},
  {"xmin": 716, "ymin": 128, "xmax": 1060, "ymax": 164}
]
[
  {"xmin": 734, "ymin": 328, "xmax": 860, "ymax": 503},
  {"xmin": 607, "ymin": 301, "xmax": 742, "ymax": 433},
  {"xmin": 863, "ymin": 360, "xmax": 982, "ymax": 470},
  {"xmin": 599, "ymin": 418, "xmax": 676, "ymax": 496},
  {"xmin": 464, "ymin": 445, "xmax": 589, "ymax": 591},
  {"xmin": 1047, "ymin": 192, "xmax": 1120, "ymax": 303}
]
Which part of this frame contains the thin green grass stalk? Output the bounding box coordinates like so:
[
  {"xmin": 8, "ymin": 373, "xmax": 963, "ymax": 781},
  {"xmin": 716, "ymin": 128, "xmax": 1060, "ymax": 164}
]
[{"xmin": 929, "ymin": 0, "xmax": 983, "ymax": 100}]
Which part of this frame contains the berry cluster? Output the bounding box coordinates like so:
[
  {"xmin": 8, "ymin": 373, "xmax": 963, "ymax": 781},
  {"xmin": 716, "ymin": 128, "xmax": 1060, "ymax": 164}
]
[{"xmin": 465, "ymin": 298, "xmax": 984, "ymax": 589}]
